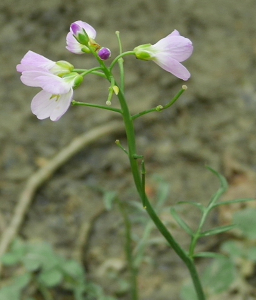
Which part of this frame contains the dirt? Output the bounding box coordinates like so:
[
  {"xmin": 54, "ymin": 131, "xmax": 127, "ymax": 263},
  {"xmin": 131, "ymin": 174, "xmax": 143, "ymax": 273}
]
[{"xmin": 1, "ymin": 0, "xmax": 256, "ymax": 299}]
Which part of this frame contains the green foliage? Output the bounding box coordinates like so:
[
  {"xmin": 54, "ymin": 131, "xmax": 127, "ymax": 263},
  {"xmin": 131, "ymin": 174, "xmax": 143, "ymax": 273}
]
[
  {"xmin": 233, "ymin": 208, "xmax": 256, "ymax": 239},
  {"xmin": 181, "ymin": 256, "xmax": 236, "ymax": 300},
  {"xmin": 0, "ymin": 239, "xmax": 115, "ymax": 300}
]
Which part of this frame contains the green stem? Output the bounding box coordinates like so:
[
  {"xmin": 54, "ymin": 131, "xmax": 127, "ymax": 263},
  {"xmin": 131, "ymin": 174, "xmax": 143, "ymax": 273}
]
[
  {"xmin": 86, "ymin": 39, "xmax": 205, "ymax": 299},
  {"xmin": 117, "ymin": 198, "xmax": 139, "ymax": 300},
  {"xmin": 189, "ymin": 201, "xmax": 216, "ymax": 257},
  {"xmin": 72, "ymin": 100, "xmax": 122, "ymax": 114},
  {"xmin": 132, "ymin": 86, "xmax": 187, "ymax": 120},
  {"xmin": 110, "ymin": 51, "xmax": 136, "ymax": 71},
  {"xmin": 116, "ymin": 88, "xmax": 206, "ymax": 300}
]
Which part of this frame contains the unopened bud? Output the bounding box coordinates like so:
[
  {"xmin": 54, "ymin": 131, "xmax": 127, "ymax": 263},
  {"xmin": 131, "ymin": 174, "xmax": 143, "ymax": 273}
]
[
  {"xmin": 156, "ymin": 105, "xmax": 163, "ymax": 111},
  {"xmin": 98, "ymin": 47, "xmax": 111, "ymax": 60},
  {"xmin": 112, "ymin": 85, "xmax": 119, "ymax": 95}
]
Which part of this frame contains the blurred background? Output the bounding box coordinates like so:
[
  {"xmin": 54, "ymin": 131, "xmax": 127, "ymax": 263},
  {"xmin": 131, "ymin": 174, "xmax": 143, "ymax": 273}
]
[{"xmin": 1, "ymin": 0, "xmax": 256, "ymax": 299}]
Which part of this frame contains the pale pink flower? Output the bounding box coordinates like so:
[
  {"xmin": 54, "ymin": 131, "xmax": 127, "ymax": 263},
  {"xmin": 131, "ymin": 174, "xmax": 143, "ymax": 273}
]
[
  {"xmin": 66, "ymin": 21, "xmax": 97, "ymax": 54},
  {"xmin": 134, "ymin": 30, "xmax": 193, "ymax": 81},
  {"xmin": 17, "ymin": 51, "xmax": 81, "ymax": 121}
]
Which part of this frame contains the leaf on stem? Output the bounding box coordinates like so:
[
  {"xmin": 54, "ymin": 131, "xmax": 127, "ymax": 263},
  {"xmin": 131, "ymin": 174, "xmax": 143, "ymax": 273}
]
[
  {"xmin": 200, "ymin": 224, "xmax": 236, "ymax": 237},
  {"xmin": 170, "ymin": 208, "xmax": 194, "ymax": 236},
  {"xmin": 193, "ymin": 252, "xmax": 225, "ymax": 259},
  {"xmin": 206, "ymin": 166, "xmax": 229, "ymax": 205},
  {"xmin": 213, "ymin": 198, "xmax": 256, "ymax": 208},
  {"xmin": 176, "ymin": 201, "xmax": 205, "ymax": 212}
]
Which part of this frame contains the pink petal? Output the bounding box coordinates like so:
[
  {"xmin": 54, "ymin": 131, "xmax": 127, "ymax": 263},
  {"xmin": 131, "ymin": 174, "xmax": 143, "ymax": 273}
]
[
  {"xmin": 66, "ymin": 32, "xmax": 84, "ymax": 54},
  {"xmin": 169, "ymin": 29, "xmax": 180, "ymax": 37},
  {"xmin": 16, "ymin": 51, "xmax": 55, "ymax": 72},
  {"xmin": 72, "ymin": 21, "xmax": 96, "ymax": 39},
  {"xmin": 31, "ymin": 90, "xmax": 59, "ymax": 119},
  {"xmin": 49, "ymin": 90, "xmax": 73, "ymax": 121},
  {"xmin": 154, "ymin": 54, "xmax": 191, "ymax": 81},
  {"xmin": 31, "ymin": 90, "xmax": 73, "ymax": 121},
  {"xmin": 20, "ymin": 71, "xmax": 71, "ymax": 94},
  {"xmin": 153, "ymin": 35, "xmax": 193, "ymax": 62}
]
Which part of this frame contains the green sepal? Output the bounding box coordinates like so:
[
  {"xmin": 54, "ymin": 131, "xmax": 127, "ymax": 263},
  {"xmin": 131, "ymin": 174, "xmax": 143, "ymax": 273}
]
[{"xmin": 133, "ymin": 44, "xmax": 153, "ymax": 61}]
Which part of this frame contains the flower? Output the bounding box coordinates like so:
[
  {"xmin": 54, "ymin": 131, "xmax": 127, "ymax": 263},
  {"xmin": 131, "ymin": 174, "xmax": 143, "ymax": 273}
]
[
  {"xmin": 66, "ymin": 21, "xmax": 97, "ymax": 54},
  {"xmin": 133, "ymin": 30, "xmax": 193, "ymax": 81},
  {"xmin": 17, "ymin": 51, "xmax": 82, "ymax": 121}
]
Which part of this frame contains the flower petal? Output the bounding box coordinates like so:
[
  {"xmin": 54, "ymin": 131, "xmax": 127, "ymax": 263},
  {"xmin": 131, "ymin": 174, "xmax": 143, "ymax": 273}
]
[
  {"xmin": 16, "ymin": 51, "xmax": 55, "ymax": 72},
  {"xmin": 153, "ymin": 35, "xmax": 193, "ymax": 62},
  {"xmin": 71, "ymin": 21, "xmax": 96, "ymax": 39},
  {"xmin": 66, "ymin": 32, "xmax": 84, "ymax": 54},
  {"xmin": 169, "ymin": 29, "xmax": 180, "ymax": 37},
  {"xmin": 20, "ymin": 71, "xmax": 71, "ymax": 94},
  {"xmin": 154, "ymin": 54, "xmax": 191, "ymax": 81},
  {"xmin": 31, "ymin": 90, "xmax": 73, "ymax": 121},
  {"xmin": 31, "ymin": 90, "xmax": 58, "ymax": 119},
  {"xmin": 49, "ymin": 90, "xmax": 73, "ymax": 121}
]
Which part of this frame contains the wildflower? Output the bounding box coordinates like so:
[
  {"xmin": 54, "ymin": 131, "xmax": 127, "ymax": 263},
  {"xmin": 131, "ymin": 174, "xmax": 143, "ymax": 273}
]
[
  {"xmin": 134, "ymin": 30, "xmax": 193, "ymax": 81},
  {"xmin": 17, "ymin": 51, "xmax": 82, "ymax": 121},
  {"xmin": 66, "ymin": 21, "xmax": 97, "ymax": 54}
]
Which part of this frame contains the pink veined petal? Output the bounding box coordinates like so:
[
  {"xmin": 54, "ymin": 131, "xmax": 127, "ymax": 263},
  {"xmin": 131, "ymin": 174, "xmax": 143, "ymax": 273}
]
[
  {"xmin": 20, "ymin": 71, "xmax": 71, "ymax": 94},
  {"xmin": 31, "ymin": 89, "xmax": 73, "ymax": 121},
  {"xmin": 66, "ymin": 32, "xmax": 84, "ymax": 54},
  {"xmin": 16, "ymin": 51, "xmax": 55, "ymax": 72},
  {"xmin": 154, "ymin": 54, "xmax": 191, "ymax": 81},
  {"xmin": 153, "ymin": 35, "xmax": 193, "ymax": 62},
  {"xmin": 72, "ymin": 21, "xmax": 96, "ymax": 39}
]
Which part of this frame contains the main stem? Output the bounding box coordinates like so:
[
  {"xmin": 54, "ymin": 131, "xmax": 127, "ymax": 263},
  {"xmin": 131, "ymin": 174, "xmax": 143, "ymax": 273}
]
[
  {"xmin": 118, "ymin": 198, "xmax": 139, "ymax": 300},
  {"xmin": 116, "ymin": 89, "xmax": 206, "ymax": 300}
]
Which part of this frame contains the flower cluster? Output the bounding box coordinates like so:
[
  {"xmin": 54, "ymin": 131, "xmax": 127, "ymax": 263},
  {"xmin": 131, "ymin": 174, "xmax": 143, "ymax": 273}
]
[
  {"xmin": 17, "ymin": 21, "xmax": 193, "ymax": 121},
  {"xmin": 17, "ymin": 51, "xmax": 82, "ymax": 121}
]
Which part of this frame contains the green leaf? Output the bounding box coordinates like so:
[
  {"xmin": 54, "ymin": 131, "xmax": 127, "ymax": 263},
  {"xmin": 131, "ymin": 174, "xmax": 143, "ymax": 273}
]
[
  {"xmin": 221, "ymin": 240, "xmax": 245, "ymax": 258},
  {"xmin": 0, "ymin": 286, "xmax": 20, "ymax": 300},
  {"xmin": 103, "ymin": 191, "xmax": 117, "ymax": 211},
  {"xmin": 213, "ymin": 198, "xmax": 256, "ymax": 208},
  {"xmin": 246, "ymin": 247, "xmax": 256, "ymax": 261},
  {"xmin": 206, "ymin": 166, "xmax": 228, "ymax": 205},
  {"xmin": 23, "ymin": 242, "xmax": 60, "ymax": 271},
  {"xmin": 180, "ymin": 282, "xmax": 198, "ymax": 300},
  {"xmin": 233, "ymin": 208, "xmax": 256, "ymax": 239},
  {"xmin": 194, "ymin": 252, "xmax": 225, "ymax": 259},
  {"xmin": 176, "ymin": 201, "xmax": 205, "ymax": 212},
  {"xmin": 22, "ymin": 255, "xmax": 42, "ymax": 271},
  {"xmin": 1, "ymin": 253, "xmax": 22, "ymax": 266},
  {"xmin": 155, "ymin": 178, "xmax": 170, "ymax": 207},
  {"xmin": 61, "ymin": 259, "xmax": 85, "ymax": 279},
  {"xmin": 201, "ymin": 224, "xmax": 236, "ymax": 237},
  {"xmin": 202, "ymin": 256, "xmax": 236, "ymax": 294},
  {"xmin": 170, "ymin": 208, "xmax": 194, "ymax": 236},
  {"xmin": 39, "ymin": 269, "xmax": 63, "ymax": 287},
  {"xmin": 13, "ymin": 273, "xmax": 31, "ymax": 289}
]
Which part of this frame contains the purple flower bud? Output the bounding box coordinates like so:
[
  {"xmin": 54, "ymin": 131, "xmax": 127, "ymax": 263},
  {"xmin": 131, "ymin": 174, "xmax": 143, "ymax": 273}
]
[{"xmin": 98, "ymin": 47, "xmax": 111, "ymax": 60}]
